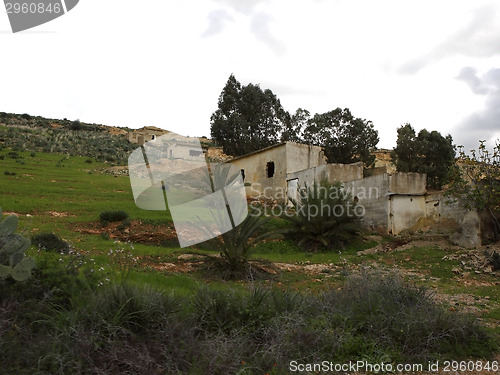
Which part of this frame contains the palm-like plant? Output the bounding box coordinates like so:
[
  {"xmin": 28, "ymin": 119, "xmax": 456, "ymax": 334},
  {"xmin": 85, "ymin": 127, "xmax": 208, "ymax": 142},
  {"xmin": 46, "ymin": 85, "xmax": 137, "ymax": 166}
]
[
  {"xmin": 284, "ymin": 179, "xmax": 362, "ymax": 252},
  {"xmin": 210, "ymin": 213, "xmax": 280, "ymax": 278}
]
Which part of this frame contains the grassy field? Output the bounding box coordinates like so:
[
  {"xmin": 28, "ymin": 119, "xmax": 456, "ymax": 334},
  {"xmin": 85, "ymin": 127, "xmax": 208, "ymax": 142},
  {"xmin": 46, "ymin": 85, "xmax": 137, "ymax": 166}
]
[{"xmin": 1, "ymin": 147, "xmax": 499, "ymax": 374}]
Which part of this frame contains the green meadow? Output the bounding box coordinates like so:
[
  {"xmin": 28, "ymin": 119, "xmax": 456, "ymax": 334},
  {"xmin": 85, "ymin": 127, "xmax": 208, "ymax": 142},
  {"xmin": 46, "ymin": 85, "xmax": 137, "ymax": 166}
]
[{"xmin": 0, "ymin": 147, "xmax": 499, "ymax": 374}]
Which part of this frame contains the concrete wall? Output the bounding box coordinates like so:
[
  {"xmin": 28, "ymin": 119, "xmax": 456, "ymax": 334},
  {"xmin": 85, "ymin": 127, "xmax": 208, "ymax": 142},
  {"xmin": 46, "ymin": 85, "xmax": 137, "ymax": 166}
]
[
  {"xmin": 389, "ymin": 172, "xmax": 426, "ymax": 195},
  {"xmin": 390, "ymin": 195, "xmax": 427, "ymax": 234},
  {"xmin": 349, "ymin": 174, "xmax": 390, "ymax": 233},
  {"xmin": 425, "ymin": 192, "xmax": 466, "ymax": 221},
  {"xmin": 349, "ymin": 172, "xmax": 428, "ymax": 234},
  {"xmin": 227, "ymin": 142, "xmax": 325, "ymax": 201},
  {"xmin": 286, "ymin": 162, "xmax": 363, "ymax": 188},
  {"xmin": 228, "ymin": 144, "xmax": 288, "ymax": 200},
  {"xmin": 285, "ymin": 143, "xmax": 326, "ymax": 173}
]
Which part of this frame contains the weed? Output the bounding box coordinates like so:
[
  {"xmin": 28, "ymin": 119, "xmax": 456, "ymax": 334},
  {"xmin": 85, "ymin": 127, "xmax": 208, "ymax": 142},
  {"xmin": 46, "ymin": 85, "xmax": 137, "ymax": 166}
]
[
  {"xmin": 99, "ymin": 210, "xmax": 129, "ymax": 223},
  {"xmin": 32, "ymin": 232, "xmax": 70, "ymax": 253}
]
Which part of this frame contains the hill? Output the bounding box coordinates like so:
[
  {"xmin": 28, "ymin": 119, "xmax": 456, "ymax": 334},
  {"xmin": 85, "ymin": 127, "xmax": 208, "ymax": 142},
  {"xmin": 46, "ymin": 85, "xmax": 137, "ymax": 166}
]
[{"xmin": 0, "ymin": 112, "xmax": 137, "ymax": 165}]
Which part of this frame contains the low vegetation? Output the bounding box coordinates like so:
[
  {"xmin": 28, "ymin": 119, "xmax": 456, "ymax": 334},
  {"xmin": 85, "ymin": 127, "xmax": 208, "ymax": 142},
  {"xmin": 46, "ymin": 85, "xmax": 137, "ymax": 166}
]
[
  {"xmin": 99, "ymin": 210, "xmax": 129, "ymax": 224},
  {"xmin": 284, "ymin": 179, "xmax": 362, "ymax": 252},
  {"xmin": 0, "ymin": 265, "xmax": 495, "ymax": 375},
  {"xmin": 31, "ymin": 232, "xmax": 70, "ymax": 253},
  {"xmin": 0, "ymin": 131, "xmax": 498, "ymax": 373}
]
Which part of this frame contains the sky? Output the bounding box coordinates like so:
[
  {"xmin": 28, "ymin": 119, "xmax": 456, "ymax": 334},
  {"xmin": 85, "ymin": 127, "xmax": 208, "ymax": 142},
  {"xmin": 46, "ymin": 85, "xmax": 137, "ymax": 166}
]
[{"xmin": 1, "ymin": 0, "xmax": 499, "ymax": 152}]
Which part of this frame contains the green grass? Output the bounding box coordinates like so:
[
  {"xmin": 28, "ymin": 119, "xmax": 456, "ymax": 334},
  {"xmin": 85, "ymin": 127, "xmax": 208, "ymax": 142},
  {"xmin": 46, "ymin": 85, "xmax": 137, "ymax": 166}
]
[{"xmin": 0, "ymin": 146, "xmax": 498, "ymax": 373}]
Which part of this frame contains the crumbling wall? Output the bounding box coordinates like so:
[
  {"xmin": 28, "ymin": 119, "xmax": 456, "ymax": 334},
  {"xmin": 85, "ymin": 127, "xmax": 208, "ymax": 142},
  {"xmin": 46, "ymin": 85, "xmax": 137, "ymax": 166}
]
[
  {"xmin": 228, "ymin": 144, "xmax": 288, "ymax": 200},
  {"xmin": 285, "ymin": 143, "xmax": 326, "ymax": 174},
  {"xmin": 349, "ymin": 174, "xmax": 390, "ymax": 233},
  {"xmin": 286, "ymin": 162, "xmax": 363, "ymax": 187},
  {"xmin": 390, "ymin": 195, "xmax": 426, "ymax": 234}
]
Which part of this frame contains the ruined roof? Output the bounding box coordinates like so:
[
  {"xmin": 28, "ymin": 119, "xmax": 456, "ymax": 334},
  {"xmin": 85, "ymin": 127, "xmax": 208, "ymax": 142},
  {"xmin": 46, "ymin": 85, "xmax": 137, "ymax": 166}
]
[{"xmin": 134, "ymin": 126, "xmax": 169, "ymax": 133}]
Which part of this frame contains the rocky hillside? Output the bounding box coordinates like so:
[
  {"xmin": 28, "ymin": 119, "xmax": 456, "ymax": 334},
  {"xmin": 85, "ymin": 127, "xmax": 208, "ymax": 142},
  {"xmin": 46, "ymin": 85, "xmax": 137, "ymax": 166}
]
[{"xmin": 0, "ymin": 112, "xmax": 136, "ymax": 165}]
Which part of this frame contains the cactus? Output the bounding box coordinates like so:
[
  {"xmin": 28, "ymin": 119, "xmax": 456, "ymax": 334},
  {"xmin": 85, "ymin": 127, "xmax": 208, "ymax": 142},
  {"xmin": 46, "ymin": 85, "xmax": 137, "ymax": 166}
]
[{"xmin": 0, "ymin": 207, "xmax": 36, "ymax": 281}]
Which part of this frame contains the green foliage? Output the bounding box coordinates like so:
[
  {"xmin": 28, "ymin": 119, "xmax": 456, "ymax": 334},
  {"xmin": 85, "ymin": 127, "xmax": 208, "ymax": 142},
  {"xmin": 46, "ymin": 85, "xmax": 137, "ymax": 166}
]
[
  {"xmin": 0, "ymin": 207, "xmax": 35, "ymax": 281},
  {"xmin": 31, "ymin": 232, "xmax": 70, "ymax": 253},
  {"xmin": 447, "ymin": 140, "xmax": 500, "ymax": 239},
  {"xmin": 391, "ymin": 124, "xmax": 456, "ymax": 189},
  {"xmin": 210, "ymin": 74, "xmax": 291, "ymax": 157},
  {"xmin": 99, "ymin": 210, "xmax": 129, "ymax": 223},
  {"xmin": 283, "ymin": 179, "xmax": 362, "ymax": 251},
  {"xmin": 210, "ymin": 76, "xmax": 379, "ymax": 165},
  {"xmin": 0, "ymin": 274, "xmax": 495, "ymax": 374},
  {"xmin": 207, "ymin": 214, "xmax": 281, "ymax": 278},
  {"xmin": 7, "ymin": 151, "xmax": 21, "ymax": 159},
  {"xmin": 68, "ymin": 119, "xmax": 84, "ymax": 131},
  {"xmin": 489, "ymin": 251, "xmax": 500, "ymax": 271},
  {"xmin": 0, "ymin": 118, "xmax": 135, "ymax": 165},
  {"xmin": 301, "ymin": 107, "xmax": 379, "ymax": 167}
]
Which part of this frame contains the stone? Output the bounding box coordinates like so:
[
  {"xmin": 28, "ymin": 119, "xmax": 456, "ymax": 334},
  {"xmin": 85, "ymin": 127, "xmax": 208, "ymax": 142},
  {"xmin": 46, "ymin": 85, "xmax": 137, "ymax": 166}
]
[{"xmin": 450, "ymin": 211, "xmax": 482, "ymax": 249}]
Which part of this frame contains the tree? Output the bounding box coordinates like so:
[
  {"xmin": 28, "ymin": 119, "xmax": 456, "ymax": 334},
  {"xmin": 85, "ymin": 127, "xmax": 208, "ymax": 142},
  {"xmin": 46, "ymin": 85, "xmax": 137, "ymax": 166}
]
[
  {"xmin": 391, "ymin": 124, "xmax": 455, "ymax": 190},
  {"xmin": 447, "ymin": 141, "xmax": 500, "ymax": 240},
  {"xmin": 302, "ymin": 108, "xmax": 379, "ymax": 167},
  {"xmin": 282, "ymin": 108, "xmax": 310, "ymax": 143},
  {"xmin": 210, "ymin": 74, "xmax": 290, "ymax": 157},
  {"xmin": 390, "ymin": 124, "xmax": 419, "ymax": 172}
]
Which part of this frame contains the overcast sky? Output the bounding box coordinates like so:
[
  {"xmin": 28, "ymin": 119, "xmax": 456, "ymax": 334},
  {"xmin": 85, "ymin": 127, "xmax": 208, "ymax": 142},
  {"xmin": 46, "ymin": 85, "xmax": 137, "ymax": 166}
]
[{"xmin": 1, "ymin": 0, "xmax": 499, "ymax": 152}]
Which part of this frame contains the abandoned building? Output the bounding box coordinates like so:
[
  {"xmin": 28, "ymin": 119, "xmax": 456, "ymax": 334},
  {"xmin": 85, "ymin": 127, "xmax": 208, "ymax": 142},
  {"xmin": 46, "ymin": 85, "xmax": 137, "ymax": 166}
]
[
  {"xmin": 227, "ymin": 142, "xmax": 466, "ymax": 237},
  {"xmin": 128, "ymin": 126, "xmax": 170, "ymax": 145},
  {"xmin": 226, "ymin": 142, "xmax": 327, "ymax": 200}
]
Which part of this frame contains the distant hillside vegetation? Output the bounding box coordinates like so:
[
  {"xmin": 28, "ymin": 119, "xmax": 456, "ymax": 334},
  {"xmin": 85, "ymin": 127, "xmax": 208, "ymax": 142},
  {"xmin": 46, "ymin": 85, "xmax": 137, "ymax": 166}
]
[{"xmin": 0, "ymin": 112, "xmax": 134, "ymax": 165}]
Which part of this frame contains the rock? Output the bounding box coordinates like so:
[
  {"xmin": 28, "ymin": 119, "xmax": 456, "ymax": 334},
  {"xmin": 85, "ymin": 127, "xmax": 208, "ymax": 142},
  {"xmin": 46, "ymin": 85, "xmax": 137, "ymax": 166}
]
[
  {"xmin": 449, "ymin": 211, "xmax": 482, "ymax": 249},
  {"xmin": 357, "ymin": 248, "xmax": 378, "ymax": 256},
  {"xmin": 177, "ymin": 254, "xmax": 199, "ymax": 260},
  {"xmin": 451, "ymin": 267, "xmax": 461, "ymax": 275}
]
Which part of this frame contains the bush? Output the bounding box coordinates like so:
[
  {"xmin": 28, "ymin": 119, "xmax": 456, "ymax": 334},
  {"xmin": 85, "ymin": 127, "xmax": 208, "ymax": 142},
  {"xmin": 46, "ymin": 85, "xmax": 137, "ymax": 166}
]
[
  {"xmin": 205, "ymin": 214, "xmax": 281, "ymax": 279},
  {"xmin": 283, "ymin": 179, "xmax": 362, "ymax": 251},
  {"xmin": 0, "ymin": 273, "xmax": 496, "ymax": 374},
  {"xmin": 31, "ymin": 232, "xmax": 69, "ymax": 253},
  {"xmin": 99, "ymin": 210, "xmax": 129, "ymax": 223},
  {"xmin": 490, "ymin": 251, "xmax": 500, "ymax": 271},
  {"xmin": 7, "ymin": 151, "xmax": 21, "ymax": 159}
]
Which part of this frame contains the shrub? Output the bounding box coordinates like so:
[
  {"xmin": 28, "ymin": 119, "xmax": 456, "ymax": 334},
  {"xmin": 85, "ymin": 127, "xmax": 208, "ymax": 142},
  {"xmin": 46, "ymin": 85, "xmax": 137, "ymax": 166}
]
[
  {"xmin": 0, "ymin": 274, "xmax": 496, "ymax": 374},
  {"xmin": 31, "ymin": 232, "xmax": 69, "ymax": 253},
  {"xmin": 99, "ymin": 210, "xmax": 129, "ymax": 223},
  {"xmin": 490, "ymin": 251, "xmax": 500, "ymax": 271},
  {"xmin": 7, "ymin": 151, "xmax": 21, "ymax": 159},
  {"xmin": 206, "ymin": 214, "xmax": 281, "ymax": 279},
  {"xmin": 283, "ymin": 179, "xmax": 362, "ymax": 251}
]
